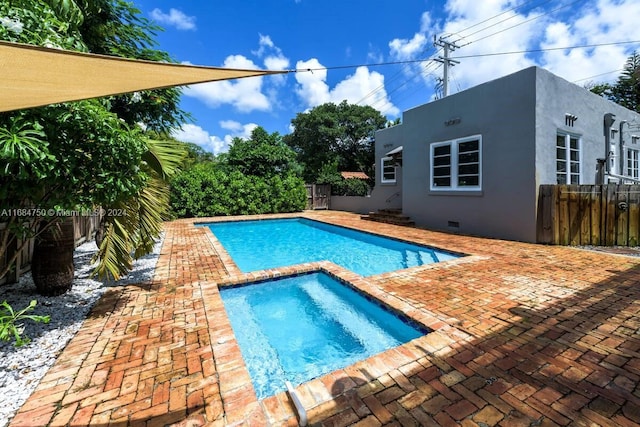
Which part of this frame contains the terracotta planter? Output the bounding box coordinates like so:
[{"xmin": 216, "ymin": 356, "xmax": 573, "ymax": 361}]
[{"xmin": 32, "ymin": 219, "xmax": 75, "ymax": 296}]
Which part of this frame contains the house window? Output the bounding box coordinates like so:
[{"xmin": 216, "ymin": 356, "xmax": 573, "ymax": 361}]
[
  {"xmin": 430, "ymin": 135, "xmax": 481, "ymax": 191},
  {"xmin": 627, "ymin": 148, "xmax": 639, "ymax": 179},
  {"xmin": 381, "ymin": 156, "xmax": 396, "ymax": 184},
  {"xmin": 556, "ymin": 132, "xmax": 581, "ymax": 184}
]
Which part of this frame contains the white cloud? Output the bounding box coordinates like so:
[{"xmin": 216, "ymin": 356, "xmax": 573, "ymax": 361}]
[
  {"xmin": 226, "ymin": 121, "xmax": 259, "ymax": 139},
  {"xmin": 219, "ymin": 120, "xmax": 245, "ymax": 133},
  {"xmin": 254, "ymin": 34, "xmax": 290, "ymax": 86},
  {"xmin": 384, "ymin": 0, "xmax": 640, "ymax": 100},
  {"xmin": 171, "ymin": 124, "xmax": 220, "ymax": 153},
  {"xmin": 380, "ymin": 0, "xmax": 640, "ymax": 102},
  {"xmin": 184, "ymin": 55, "xmax": 271, "ymax": 113},
  {"xmin": 539, "ymin": 0, "xmax": 640, "ymax": 83},
  {"xmin": 253, "ymin": 34, "xmax": 275, "ymax": 57},
  {"xmin": 149, "ymin": 8, "xmax": 196, "ymax": 31},
  {"xmin": 435, "ymin": 0, "xmax": 542, "ymax": 90},
  {"xmin": 184, "ymin": 36, "xmax": 292, "ymax": 112},
  {"xmin": 294, "ymin": 58, "xmax": 330, "ymax": 106},
  {"xmin": 172, "ymin": 122, "xmax": 258, "ymax": 155},
  {"xmin": 294, "ymin": 59, "xmax": 399, "ymax": 116},
  {"xmin": 389, "ymin": 33, "xmax": 429, "ymax": 60},
  {"xmin": 265, "ymin": 56, "xmax": 290, "ymax": 71}
]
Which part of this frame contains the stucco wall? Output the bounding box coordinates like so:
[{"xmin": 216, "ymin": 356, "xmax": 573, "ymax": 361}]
[
  {"xmin": 372, "ymin": 123, "xmax": 404, "ymax": 210},
  {"xmin": 330, "ymin": 196, "xmax": 374, "ymax": 214},
  {"xmin": 534, "ymin": 67, "xmax": 640, "ymax": 186},
  {"xmin": 398, "ymin": 66, "xmax": 538, "ymax": 242}
]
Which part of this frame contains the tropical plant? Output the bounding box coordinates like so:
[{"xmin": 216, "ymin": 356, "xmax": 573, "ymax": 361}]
[
  {"xmin": 170, "ymin": 163, "xmax": 306, "ymax": 218},
  {"xmin": 0, "ymin": 299, "xmax": 50, "ymax": 347},
  {"xmin": 315, "ymin": 162, "xmax": 371, "ymax": 196},
  {"xmin": 0, "ymin": 0, "xmax": 189, "ymax": 284},
  {"xmin": 284, "ymin": 101, "xmax": 387, "ymax": 183},
  {"xmin": 225, "ymin": 127, "xmax": 302, "ymax": 178},
  {"xmin": 170, "ymin": 127, "xmax": 306, "ymax": 218},
  {"xmin": 92, "ymin": 138, "xmax": 186, "ymax": 280},
  {"xmin": 590, "ymin": 52, "xmax": 640, "ymax": 113}
]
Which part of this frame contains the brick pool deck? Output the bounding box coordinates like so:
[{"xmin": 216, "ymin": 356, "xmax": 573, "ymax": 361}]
[{"xmin": 9, "ymin": 211, "xmax": 640, "ymax": 426}]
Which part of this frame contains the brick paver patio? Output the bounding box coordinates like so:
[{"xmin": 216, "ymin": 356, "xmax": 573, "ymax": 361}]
[{"xmin": 9, "ymin": 211, "xmax": 640, "ymax": 426}]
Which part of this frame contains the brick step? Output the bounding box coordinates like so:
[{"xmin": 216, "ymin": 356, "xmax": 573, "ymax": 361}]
[
  {"xmin": 361, "ymin": 216, "xmax": 416, "ymax": 227},
  {"xmin": 360, "ymin": 210, "xmax": 415, "ymax": 227},
  {"xmin": 378, "ymin": 208, "xmax": 402, "ymax": 214},
  {"xmin": 365, "ymin": 212, "xmax": 412, "ymax": 221}
]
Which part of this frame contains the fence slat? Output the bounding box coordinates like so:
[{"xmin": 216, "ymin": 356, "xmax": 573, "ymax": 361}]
[
  {"xmin": 629, "ymin": 188, "xmax": 639, "ymax": 247},
  {"xmin": 605, "ymin": 186, "xmax": 617, "ymax": 246},
  {"xmin": 558, "ymin": 186, "xmax": 570, "ymax": 245},
  {"xmin": 590, "ymin": 185, "xmax": 602, "ymax": 246},
  {"xmin": 616, "ymin": 185, "xmax": 629, "ymax": 246},
  {"xmin": 536, "ymin": 185, "xmax": 554, "ymax": 244}
]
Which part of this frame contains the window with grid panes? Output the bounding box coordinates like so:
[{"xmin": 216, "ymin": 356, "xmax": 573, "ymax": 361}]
[
  {"xmin": 627, "ymin": 148, "xmax": 639, "ymax": 179},
  {"xmin": 381, "ymin": 156, "xmax": 396, "ymax": 183},
  {"xmin": 556, "ymin": 133, "xmax": 580, "ymax": 184},
  {"xmin": 430, "ymin": 135, "xmax": 481, "ymax": 191}
]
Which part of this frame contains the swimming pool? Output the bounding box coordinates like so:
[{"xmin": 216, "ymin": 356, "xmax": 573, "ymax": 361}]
[
  {"xmin": 201, "ymin": 218, "xmax": 460, "ymax": 276},
  {"xmin": 220, "ymin": 271, "xmax": 428, "ymax": 399}
]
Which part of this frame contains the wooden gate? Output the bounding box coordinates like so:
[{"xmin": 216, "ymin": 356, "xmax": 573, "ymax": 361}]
[
  {"xmin": 537, "ymin": 184, "xmax": 640, "ymax": 246},
  {"xmin": 305, "ymin": 184, "xmax": 330, "ymax": 210}
]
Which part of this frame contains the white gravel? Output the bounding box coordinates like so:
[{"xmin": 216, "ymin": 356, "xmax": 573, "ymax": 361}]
[{"xmin": 0, "ymin": 236, "xmax": 163, "ymax": 427}]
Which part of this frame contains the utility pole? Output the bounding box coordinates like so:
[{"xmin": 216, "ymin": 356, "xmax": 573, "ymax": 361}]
[{"xmin": 433, "ymin": 36, "xmax": 460, "ymax": 97}]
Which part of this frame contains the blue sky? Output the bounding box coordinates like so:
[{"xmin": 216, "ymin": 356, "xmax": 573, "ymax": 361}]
[{"xmin": 131, "ymin": 0, "xmax": 640, "ymax": 154}]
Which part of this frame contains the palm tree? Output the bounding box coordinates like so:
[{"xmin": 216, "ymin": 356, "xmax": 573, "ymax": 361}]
[{"xmin": 91, "ymin": 138, "xmax": 185, "ymax": 280}]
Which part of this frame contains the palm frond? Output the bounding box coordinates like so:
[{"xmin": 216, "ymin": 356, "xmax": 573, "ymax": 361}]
[
  {"xmin": 91, "ymin": 208, "xmax": 136, "ymax": 280},
  {"xmin": 92, "ymin": 137, "xmax": 185, "ymax": 279},
  {"xmin": 142, "ymin": 138, "xmax": 187, "ymax": 179},
  {"xmin": 132, "ymin": 177, "xmax": 167, "ymax": 258}
]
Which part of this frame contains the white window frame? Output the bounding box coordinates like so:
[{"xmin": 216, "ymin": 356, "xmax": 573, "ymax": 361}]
[
  {"xmin": 380, "ymin": 156, "xmax": 396, "ymax": 184},
  {"xmin": 556, "ymin": 132, "xmax": 581, "ymax": 185},
  {"xmin": 430, "ymin": 135, "xmax": 482, "ymax": 191},
  {"xmin": 626, "ymin": 147, "xmax": 640, "ymax": 179}
]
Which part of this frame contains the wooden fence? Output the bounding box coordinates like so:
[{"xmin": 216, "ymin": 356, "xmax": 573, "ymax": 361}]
[
  {"xmin": 537, "ymin": 184, "xmax": 640, "ymax": 246},
  {"xmin": 0, "ymin": 214, "xmax": 102, "ymax": 285},
  {"xmin": 305, "ymin": 184, "xmax": 330, "ymax": 210}
]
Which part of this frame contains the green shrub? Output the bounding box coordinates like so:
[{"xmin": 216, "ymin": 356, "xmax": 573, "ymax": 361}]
[
  {"xmin": 331, "ymin": 178, "xmax": 371, "ymax": 197},
  {"xmin": 170, "ymin": 163, "xmax": 306, "ymax": 217}
]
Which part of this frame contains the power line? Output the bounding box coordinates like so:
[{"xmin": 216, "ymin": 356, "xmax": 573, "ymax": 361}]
[
  {"xmin": 459, "ymin": 0, "xmax": 585, "ymax": 47},
  {"xmin": 450, "ymin": 40, "xmax": 640, "ymax": 59},
  {"xmin": 572, "ymin": 69, "xmax": 623, "ymax": 83},
  {"xmin": 291, "ymin": 40, "xmax": 640, "ymax": 74},
  {"xmin": 450, "ymin": 0, "xmax": 557, "ymax": 45},
  {"xmin": 445, "ymin": 0, "xmax": 553, "ymax": 43},
  {"xmin": 347, "ymin": 0, "xmax": 591, "ymax": 109},
  {"xmin": 355, "ymin": 42, "xmax": 444, "ymax": 106},
  {"xmin": 290, "ymin": 2, "xmax": 635, "ymax": 114}
]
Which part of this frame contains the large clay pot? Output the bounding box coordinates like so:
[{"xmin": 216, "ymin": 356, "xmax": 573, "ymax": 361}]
[{"xmin": 32, "ymin": 219, "xmax": 75, "ymax": 296}]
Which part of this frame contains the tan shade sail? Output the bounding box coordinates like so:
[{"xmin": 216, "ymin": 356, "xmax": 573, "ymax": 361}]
[{"xmin": 0, "ymin": 41, "xmax": 289, "ymax": 112}]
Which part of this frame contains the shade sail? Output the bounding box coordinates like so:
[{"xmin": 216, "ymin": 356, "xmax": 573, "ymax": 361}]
[{"xmin": 0, "ymin": 41, "xmax": 288, "ymax": 112}]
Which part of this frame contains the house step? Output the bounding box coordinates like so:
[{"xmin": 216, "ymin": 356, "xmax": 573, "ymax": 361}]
[{"xmin": 360, "ymin": 209, "xmax": 415, "ymax": 227}]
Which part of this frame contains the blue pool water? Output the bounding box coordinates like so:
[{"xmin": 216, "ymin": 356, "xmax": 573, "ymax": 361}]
[
  {"xmin": 201, "ymin": 218, "xmax": 459, "ymax": 276},
  {"xmin": 220, "ymin": 272, "xmax": 427, "ymax": 399}
]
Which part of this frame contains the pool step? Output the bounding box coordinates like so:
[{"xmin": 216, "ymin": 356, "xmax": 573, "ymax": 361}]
[{"xmin": 361, "ymin": 209, "xmax": 415, "ymax": 227}]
